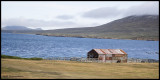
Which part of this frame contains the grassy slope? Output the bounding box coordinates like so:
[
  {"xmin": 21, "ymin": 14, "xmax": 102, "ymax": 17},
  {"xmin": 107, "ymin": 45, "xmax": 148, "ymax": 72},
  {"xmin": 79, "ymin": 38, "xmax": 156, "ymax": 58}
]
[
  {"xmin": 1, "ymin": 59, "xmax": 159, "ymax": 79},
  {"xmin": 2, "ymin": 15, "xmax": 159, "ymax": 41}
]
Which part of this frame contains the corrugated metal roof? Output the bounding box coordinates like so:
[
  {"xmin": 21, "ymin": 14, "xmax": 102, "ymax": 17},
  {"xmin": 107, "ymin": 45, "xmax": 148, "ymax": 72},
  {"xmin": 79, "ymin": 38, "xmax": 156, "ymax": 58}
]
[
  {"xmin": 93, "ymin": 49, "xmax": 127, "ymax": 54},
  {"xmin": 94, "ymin": 49, "xmax": 104, "ymax": 54}
]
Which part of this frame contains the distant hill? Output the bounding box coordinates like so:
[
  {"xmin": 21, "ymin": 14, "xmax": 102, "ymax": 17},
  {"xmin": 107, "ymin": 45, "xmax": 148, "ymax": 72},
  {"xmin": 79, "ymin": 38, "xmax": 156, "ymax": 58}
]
[
  {"xmin": 2, "ymin": 26, "xmax": 42, "ymax": 30},
  {"xmin": 1, "ymin": 15, "xmax": 159, "ymax": 41},
  {"xmin": 40, "ymin": 15, "xmax": 159, "ymax": 40},
  {"xmin": 2, "ymin": 26, "xmax": 32, "ymax": 30}
]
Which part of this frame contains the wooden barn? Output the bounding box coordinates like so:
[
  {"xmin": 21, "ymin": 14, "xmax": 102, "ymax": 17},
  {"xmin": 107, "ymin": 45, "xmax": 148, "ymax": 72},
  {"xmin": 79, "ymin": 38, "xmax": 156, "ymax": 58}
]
[{"xmin": 87, "ymin": 49, "xmax": 128, "ymax": 63}]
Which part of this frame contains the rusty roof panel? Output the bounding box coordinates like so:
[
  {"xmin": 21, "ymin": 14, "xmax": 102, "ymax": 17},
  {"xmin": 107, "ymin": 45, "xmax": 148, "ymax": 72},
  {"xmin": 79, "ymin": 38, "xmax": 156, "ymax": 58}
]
[
  {"xmin": 109, "ymin": 49, "xmax": 117, "ymax": 54},
  {"xmin": 120, "ymin": 49, "xmax": 127, "ymax": 54},
  {"xmin": 101, "ymin": 49, "xmax": 112, "ymax": 54},
  {"xmin": 93, "ymin": 49, "xmax": 127, "ymax": 54},
  {"xmin": 115, "ymin": 49, "xmax": 123, "ymax": 54},
  {"xmin": 100, "ymin": 49, "xmax": 107, "ymax": 54},
  {"xmin": 94, "ymin": 49, "xmax": 104, "ymax": 54},
  {"xmin": 114, "ymin": 49, "xmax": 124, "ymax": 54}
]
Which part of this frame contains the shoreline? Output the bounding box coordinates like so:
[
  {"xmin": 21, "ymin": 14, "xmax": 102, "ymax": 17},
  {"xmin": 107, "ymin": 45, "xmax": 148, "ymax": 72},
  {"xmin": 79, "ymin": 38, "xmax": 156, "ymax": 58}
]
[
  {"xmin": 36, "ymin": 34, "xmax": 159, "ymax": 41},
  {"xmin": 2, "ymin": 54, "xmax": 159, "ymax": 61},
  {"xmin": 2, "ymin": 32, "xmax": 159, "ymax": 41}
]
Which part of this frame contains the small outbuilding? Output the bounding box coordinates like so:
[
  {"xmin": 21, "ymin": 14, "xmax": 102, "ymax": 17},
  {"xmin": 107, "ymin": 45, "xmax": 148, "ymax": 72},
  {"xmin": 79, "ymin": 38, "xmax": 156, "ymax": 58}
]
[{"xmin": 87, "ymin": 49, "xmax": 128, "ymax": 63}]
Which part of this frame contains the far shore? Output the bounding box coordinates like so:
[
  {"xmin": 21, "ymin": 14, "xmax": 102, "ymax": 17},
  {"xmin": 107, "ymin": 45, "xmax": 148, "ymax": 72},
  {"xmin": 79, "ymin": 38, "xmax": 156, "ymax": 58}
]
[
  {"xmin": 35, "ymin": 33, "xmax": 159, "ymax": 41},
  {"xmin": 2, "ymin": 32, "xmax": 159, "ymax": 41}
]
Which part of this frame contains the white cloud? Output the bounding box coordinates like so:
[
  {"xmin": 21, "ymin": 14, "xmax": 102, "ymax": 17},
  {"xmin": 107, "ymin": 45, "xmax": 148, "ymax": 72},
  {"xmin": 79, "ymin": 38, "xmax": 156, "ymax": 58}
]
[
  {"xmin": 2, "ymin": 1, "xmax": 159, "ymax": 30},
  {"xmin": 2, "ymin": 18, "xmax": 77, "ymax": 30}
]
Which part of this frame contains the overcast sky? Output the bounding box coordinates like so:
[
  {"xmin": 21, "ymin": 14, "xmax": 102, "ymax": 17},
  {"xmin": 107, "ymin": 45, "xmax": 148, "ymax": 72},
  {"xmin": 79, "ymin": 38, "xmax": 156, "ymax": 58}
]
[{"xmin": 1, "ymin": 1, "xmax": 159, "ymax": 30}]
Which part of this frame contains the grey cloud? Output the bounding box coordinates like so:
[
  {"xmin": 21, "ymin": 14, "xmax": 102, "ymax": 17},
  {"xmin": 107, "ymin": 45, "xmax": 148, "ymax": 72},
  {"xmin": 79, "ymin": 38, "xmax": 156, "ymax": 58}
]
[
  {"xmin": 56, "ymin": 15, "xmax": 74, "ymax": 20},
  {"xmin": 82, "ymin": 7, "xmax": 121, "ymax": 18},
  {"xmin": 82, "ymin": 2, "xmax": 158, "ymax": 19},
  {"xmin": 123, "ymin": 2, "xmax": 159, "ymax": 16},
  {"xmin": 2, "ymin": 18, "xmax": 77, "ymax": 28}
]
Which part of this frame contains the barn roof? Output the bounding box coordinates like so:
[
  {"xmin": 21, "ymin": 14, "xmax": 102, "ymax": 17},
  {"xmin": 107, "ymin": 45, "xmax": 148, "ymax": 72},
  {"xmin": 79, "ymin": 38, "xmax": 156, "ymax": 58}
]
[{"xmin": 93, "ymin": 49, "xmax": 127, "ymax": 54}]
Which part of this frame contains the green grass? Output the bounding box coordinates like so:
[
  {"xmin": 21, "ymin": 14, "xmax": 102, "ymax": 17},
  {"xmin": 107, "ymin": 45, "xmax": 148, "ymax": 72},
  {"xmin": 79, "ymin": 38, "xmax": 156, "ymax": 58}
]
[{"xmin": 1, "ymin": 55, "xmax": 43, "ymax": 60}]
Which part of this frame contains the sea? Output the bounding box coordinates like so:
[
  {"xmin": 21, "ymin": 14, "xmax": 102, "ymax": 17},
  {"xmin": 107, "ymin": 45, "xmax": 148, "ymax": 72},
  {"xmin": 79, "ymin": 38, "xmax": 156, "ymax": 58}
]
[{"xmin": 1, "ymin": 32, "xmax": 159, "ymax": 60}]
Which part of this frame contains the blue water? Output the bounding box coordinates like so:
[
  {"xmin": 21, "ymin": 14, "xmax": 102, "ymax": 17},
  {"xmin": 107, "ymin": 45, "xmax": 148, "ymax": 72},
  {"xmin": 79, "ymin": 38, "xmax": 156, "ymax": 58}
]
[{"xmin": 1, "ymin": 32, "xmax": 159, "ymax": 60}]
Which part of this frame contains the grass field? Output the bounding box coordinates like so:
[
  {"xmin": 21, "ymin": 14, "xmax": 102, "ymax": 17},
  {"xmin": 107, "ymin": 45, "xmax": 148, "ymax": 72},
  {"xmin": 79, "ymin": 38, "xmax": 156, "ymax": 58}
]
[{"xmin": 1, "ymin": 59, "xmax": 159, "ymax": 79}]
